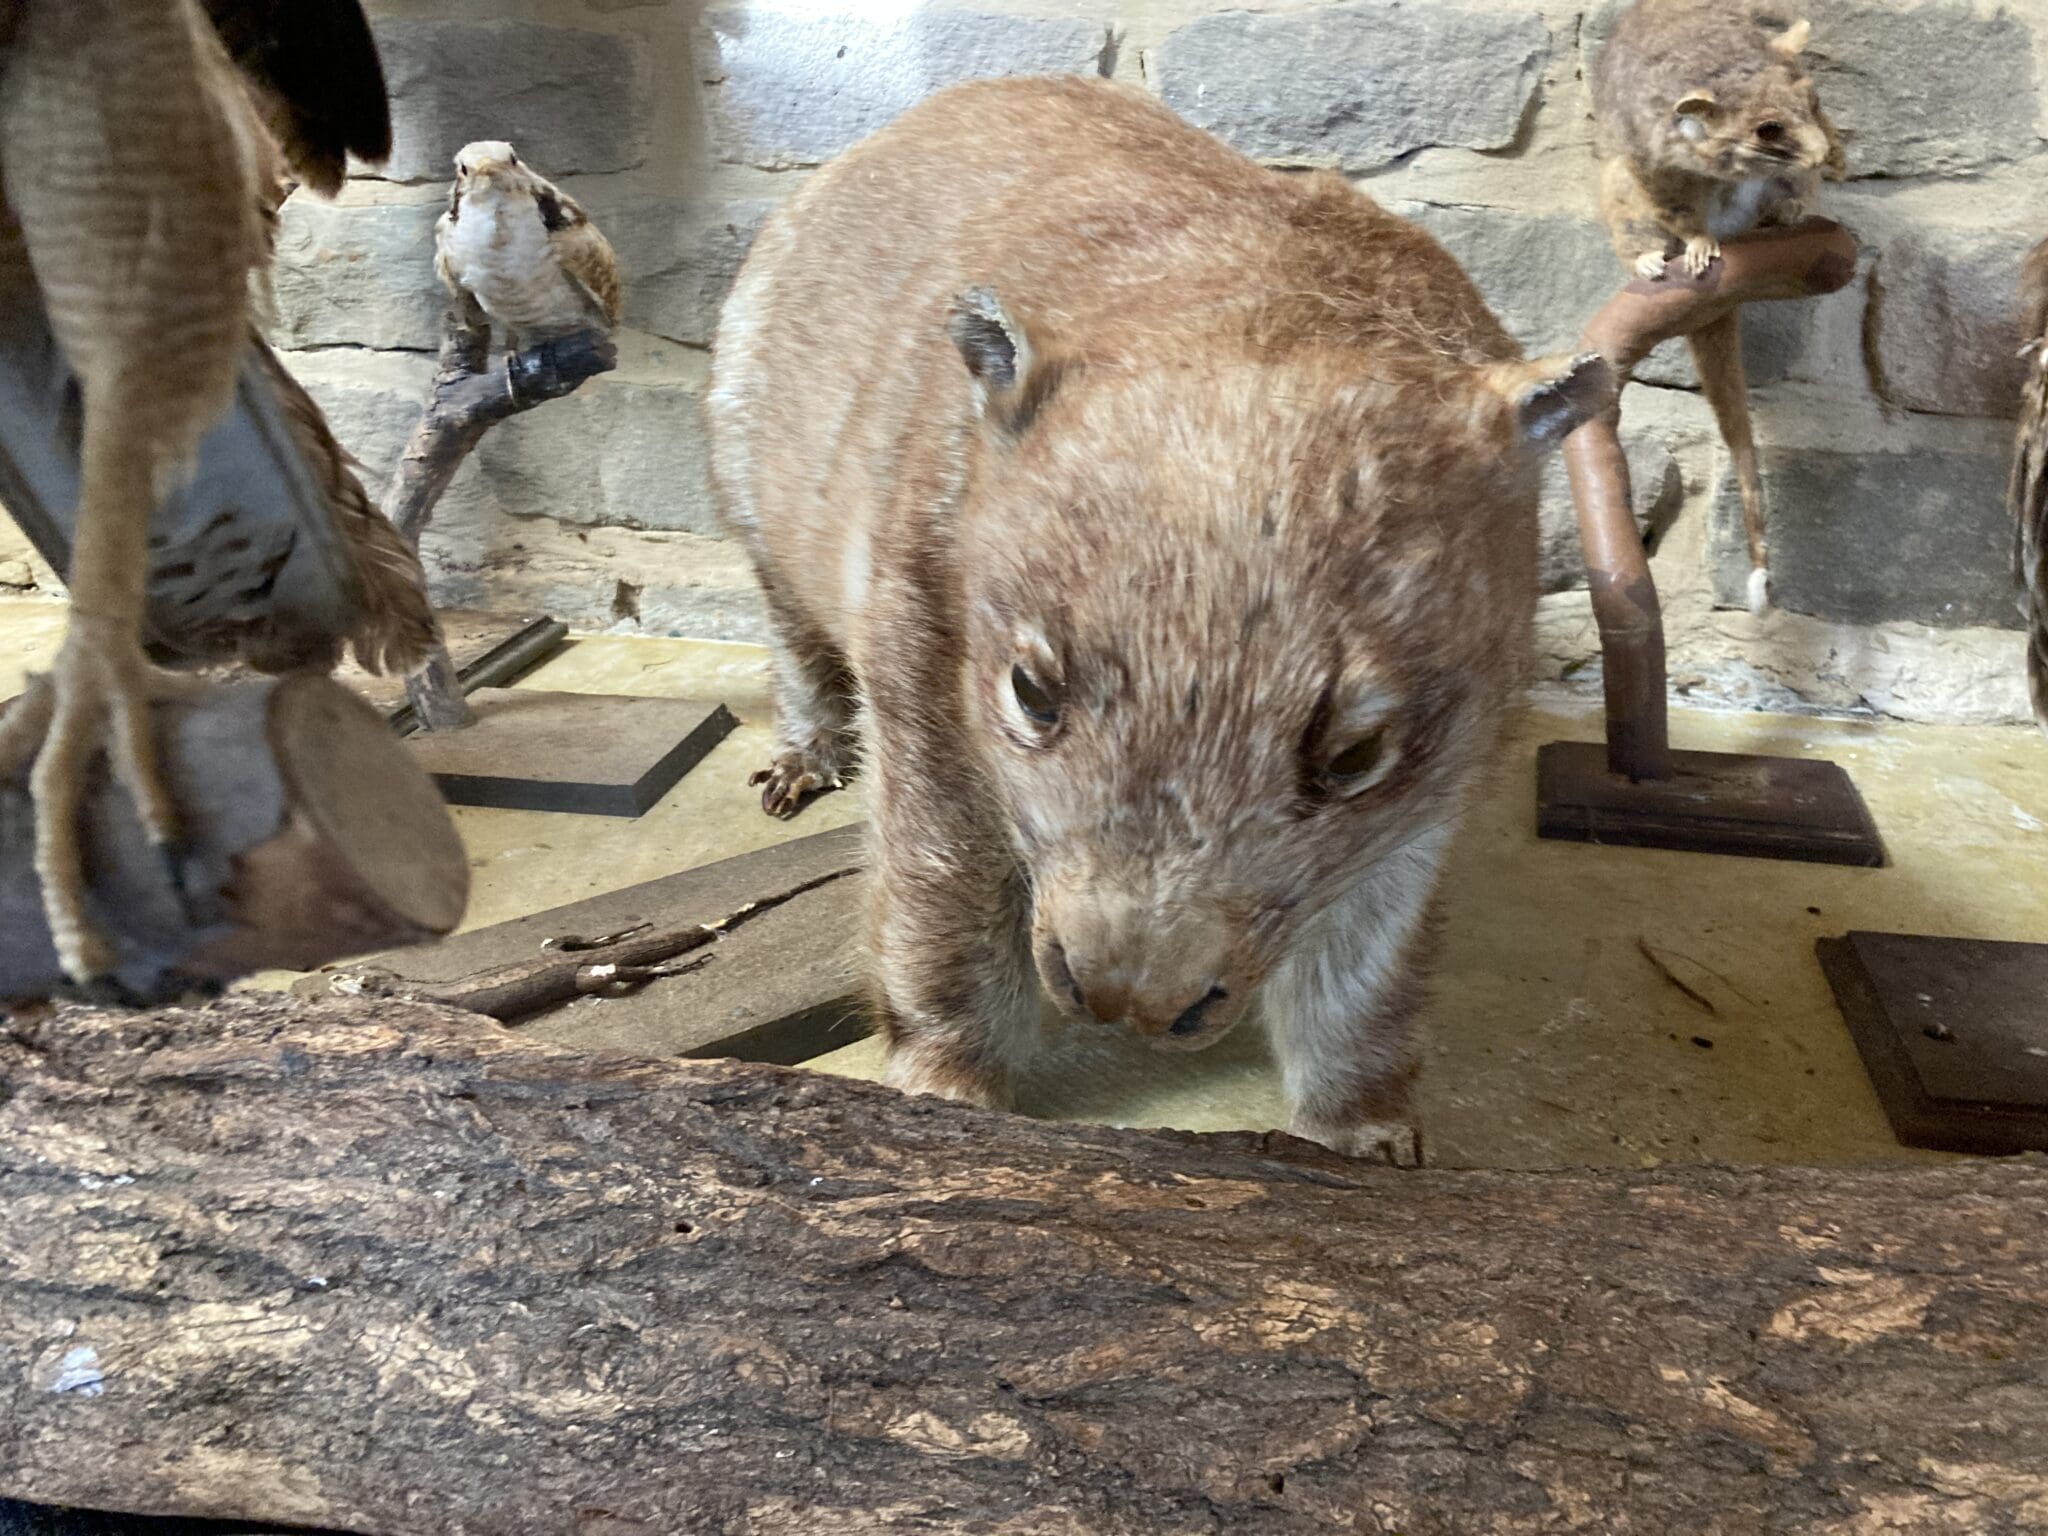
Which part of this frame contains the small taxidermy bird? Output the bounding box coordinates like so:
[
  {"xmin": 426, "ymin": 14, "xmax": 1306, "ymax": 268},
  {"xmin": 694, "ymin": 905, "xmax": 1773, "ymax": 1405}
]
[
  {"xmin": 434, "ymin": 141, "xmax": 622, "ymax": 350},
  {"xmin": 2010, "ymin": 235, "xmax": 2048, "ymax": 737},
  {"xmin": 1593, "ymin": 0, "xmax": 1846, "ymax": 615},
  {"xmin": 0, "ymin": 0, "xmax": 434, "ymax": 988}
]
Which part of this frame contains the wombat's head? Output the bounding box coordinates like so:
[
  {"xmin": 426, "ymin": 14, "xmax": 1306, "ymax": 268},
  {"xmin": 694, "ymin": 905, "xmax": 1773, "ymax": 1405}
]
[
  {"xmin": 946, "ymin": 289, "xmax": 1610, "ymax": 1048},
  {"xmin": 1660, "ymin": 21, "xmax": 1840, "ymax": 181}
]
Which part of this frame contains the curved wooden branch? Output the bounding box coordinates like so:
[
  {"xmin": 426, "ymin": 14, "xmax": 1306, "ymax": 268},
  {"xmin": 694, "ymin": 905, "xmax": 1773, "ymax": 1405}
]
[
  {"xmin": 3, "ymin": 996, "xmax": 2045, "ymax": 1534},
  {"xmin": 382, "ymin": 299, "xmax": 618, "ymax": 732},
  {"xmin": 1567, "ymin": 219, "xmax": 1860, "ymax": 780}
]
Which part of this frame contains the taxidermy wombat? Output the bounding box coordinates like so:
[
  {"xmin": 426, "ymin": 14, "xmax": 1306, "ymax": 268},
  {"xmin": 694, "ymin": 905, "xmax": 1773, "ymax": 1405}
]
[
  {"xmin": 1593, "ymin": 0, "xmax": 1844, "ymax": 612},
  {"xmin": 707, "ymin": 77, "xmax": 1611, "ymax": 1162}
]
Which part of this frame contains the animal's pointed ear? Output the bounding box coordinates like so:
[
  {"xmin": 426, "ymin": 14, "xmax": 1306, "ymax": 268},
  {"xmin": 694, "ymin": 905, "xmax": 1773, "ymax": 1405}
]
[
  {"xmin": 1673, "ymin": 89, "xmax": 1719, "ymax": 119},
  {"xmin": 948, "ymin": 286, "xmax": 1062, "ymax": 436},
  {"xmin": 1480, "ymin": 352, "xmax": 1616, "ymax": 451},
  {"xmin": 1770, "ymin": 18, "xmax": 1811, "ymax": 57}
]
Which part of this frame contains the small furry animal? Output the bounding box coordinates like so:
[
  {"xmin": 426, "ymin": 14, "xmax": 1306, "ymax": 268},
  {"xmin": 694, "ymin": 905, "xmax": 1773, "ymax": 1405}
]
[
  {"xmin": 708, "ymin": 77, "xmax": 1611, "ymax": 1163},
  {"xmin": 434, "ymin": 141, "xmax": 621, "ymax": 349},
  {"xmin": 2010, "ymin": 236, "xmax": 2048, "ymax": 736},
  {"xmin": 1594, "ymin": 0, "xmax": 1843, "ymax": 281},
  {"xmin": 1593, "ymin": 0, "xmax": 1845, "ymax": 612}
]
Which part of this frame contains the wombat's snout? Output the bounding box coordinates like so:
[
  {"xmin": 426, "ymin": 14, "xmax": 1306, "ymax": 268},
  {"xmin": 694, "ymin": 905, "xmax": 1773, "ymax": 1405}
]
[{"xmin": 1035, "ymin": 893, "xmax": 1251, "ymax": 1049}]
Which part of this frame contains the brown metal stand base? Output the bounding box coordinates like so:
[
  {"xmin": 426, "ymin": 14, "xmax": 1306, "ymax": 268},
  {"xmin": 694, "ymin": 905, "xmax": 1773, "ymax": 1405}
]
[
  {"xmin": 373, "ymin": 611, "xmax": 566, "ymax": 731},
  {"xmin": 1536, "ymin": 740, "xmax": 1885, "ymax": 866},
  {"xmin": 1818, "ymin": 931, "xmax": 2048, "ymax": 1154},
  {"xmin": 405, "ymin": 689, "xmax": 737, "ymax": 816}
]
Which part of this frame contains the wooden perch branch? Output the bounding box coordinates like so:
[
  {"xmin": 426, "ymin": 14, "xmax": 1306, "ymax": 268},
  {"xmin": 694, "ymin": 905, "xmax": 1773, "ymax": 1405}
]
[
  {"xmin": 382, "ymin": 297, "xmax": 617, "ymax": 731},
  {"xmin": 1567, "ymin": 219, "xmax": 1859, "ymax": 780},
  {"xmin": 3, "ymin": 996, "xmax": 2046, "ymax": 1535}
]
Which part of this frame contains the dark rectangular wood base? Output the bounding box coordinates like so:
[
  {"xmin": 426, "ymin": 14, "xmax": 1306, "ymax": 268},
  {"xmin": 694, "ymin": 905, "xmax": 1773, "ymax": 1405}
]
[
  {"xmin": 1818, "ymin": 931, "xmax": 2048, "ymax": 1155},
  {"xmin": 303, "ymin": 824, "xmax": 868, "ymax": 1063},
  {"xmin": 1536, "ymin": 740, "xmax": 1885, "ymax": 866},
  {"xmin": 406, "ymin": 689, "xmax": 736, "ymax": 816}
]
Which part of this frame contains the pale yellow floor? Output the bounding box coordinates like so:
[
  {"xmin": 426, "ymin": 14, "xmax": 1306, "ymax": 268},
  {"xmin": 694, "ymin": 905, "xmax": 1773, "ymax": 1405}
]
[{"xmin": 6, "ymin": 603, "xmax": 2046, "ymax": 1169}]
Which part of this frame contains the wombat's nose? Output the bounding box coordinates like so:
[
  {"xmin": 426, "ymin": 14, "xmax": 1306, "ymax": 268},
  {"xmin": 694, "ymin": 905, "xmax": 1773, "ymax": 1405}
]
[
  {"xmin": 1071, "ymin": 968, "xmax": 1225, "ymax": 1038},
  {"xmin": 1073, "ymin": 974, "xmax": 1133, "ymax": 1029}
]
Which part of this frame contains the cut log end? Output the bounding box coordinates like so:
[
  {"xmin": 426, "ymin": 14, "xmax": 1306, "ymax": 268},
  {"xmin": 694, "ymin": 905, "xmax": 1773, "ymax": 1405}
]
[{"xmin": 3, "ymin": 677, "xmax": 467, "ymax": 1002}]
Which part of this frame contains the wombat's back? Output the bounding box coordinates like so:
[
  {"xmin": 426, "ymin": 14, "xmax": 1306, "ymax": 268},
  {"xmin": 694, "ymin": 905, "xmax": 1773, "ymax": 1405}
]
[{"xmin": 707, "ymin": 76, "xmax": 1519, "ymax": 643}]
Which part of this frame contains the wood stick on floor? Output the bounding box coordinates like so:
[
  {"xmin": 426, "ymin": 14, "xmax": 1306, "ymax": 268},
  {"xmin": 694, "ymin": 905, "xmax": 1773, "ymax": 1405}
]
[
  {"xmin": 3, "ymin": 995, "xmax": 2044, "ymax": 1535},
  {"xmin": 325, "ymin": 864, "xmax": 861, "ymax": 1022},
  {"xmin": 381, "ymin": 296, "xmax": 617, "ymax": 731}
]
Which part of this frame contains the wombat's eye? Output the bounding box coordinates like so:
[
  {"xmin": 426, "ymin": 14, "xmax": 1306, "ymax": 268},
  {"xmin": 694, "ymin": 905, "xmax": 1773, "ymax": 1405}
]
[
  {"xmin": 1011, "ymin": 664, "xmax": 1061, "ymax": 728},
  {"xmin": 1325, "ymin": 729, "xmax": 1387, "ymax": 782}
]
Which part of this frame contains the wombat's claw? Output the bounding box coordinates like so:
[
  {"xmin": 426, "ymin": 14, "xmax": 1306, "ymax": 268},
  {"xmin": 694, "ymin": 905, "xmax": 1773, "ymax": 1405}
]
[
  {"xmin": 748, "ymin": 755, "xmax": 844, "ymax": 819},
  {"xmin": 1634, "ymin": 250, "xmax": 1669, "ymax": 281},
  {"xmin": 1296, "ymin": 1117, "xmax": 1424, "ymax": 1167},
  {"xmin": 0, "ymin": 634, "xmax": 184, "ymax": 986},
  {"xmin": 1348, "ymin": 1121, "xmax": 1424, "ymax": 1168},
  {"xmin": 1682, "ymin": 236, "xmax": 1721, "ymax": 277}
]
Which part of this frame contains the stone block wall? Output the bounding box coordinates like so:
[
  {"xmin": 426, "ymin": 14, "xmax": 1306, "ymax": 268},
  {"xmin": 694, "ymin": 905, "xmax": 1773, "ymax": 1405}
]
[{"xmin": 3, "ymin": 0, "xmax": 2042, "ymax": 725}]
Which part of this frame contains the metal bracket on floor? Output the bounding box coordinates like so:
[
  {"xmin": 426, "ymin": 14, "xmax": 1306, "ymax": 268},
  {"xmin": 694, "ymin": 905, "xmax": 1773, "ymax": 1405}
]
[{"xmin": 1536, "ymin": 220, "xmax": 1885, "ymax": 866}]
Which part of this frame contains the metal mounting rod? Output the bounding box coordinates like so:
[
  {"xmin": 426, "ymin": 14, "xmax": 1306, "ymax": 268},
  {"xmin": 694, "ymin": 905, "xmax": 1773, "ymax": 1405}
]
[{"xmin": 1566, "ymin": 218, "xmax": 1859, "ymax": 781}]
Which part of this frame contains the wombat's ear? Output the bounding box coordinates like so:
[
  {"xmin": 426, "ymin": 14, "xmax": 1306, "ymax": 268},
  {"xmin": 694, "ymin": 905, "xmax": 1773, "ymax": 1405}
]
[
  {"xmin": 1673, "ymin": 89, "xmax": 1718, "ymax": 120},
  {"xmin": 948, "ymin": 286, "xmax": 1061, "ymax": 436},
  {"xmin": 1480, "ymin": 352, "xmax": 1615, "ymax": 451},
  {"xmin": 1769, "ymin": 18, "xmax": 1811, "ymax": 57}
]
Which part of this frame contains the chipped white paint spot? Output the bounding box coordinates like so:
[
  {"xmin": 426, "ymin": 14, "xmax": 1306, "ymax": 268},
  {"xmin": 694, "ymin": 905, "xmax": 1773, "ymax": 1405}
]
[{"xmin": 49, "ymin": 1345, "xmax": 104, "ymax": 1396}]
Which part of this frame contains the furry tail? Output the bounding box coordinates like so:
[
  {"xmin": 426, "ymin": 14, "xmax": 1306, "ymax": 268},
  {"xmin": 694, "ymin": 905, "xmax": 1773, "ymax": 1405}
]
[
  {"xmin": 2011, "ymin": 238, "xmax": 2048, "ymax": 736},
  {"xmin": 256, "ymin": 338, "xmax": 438, "ymax": 676},
  {"xmin": 1688, "ymin": 310, "xmax": 1770, "ymax": 614}
]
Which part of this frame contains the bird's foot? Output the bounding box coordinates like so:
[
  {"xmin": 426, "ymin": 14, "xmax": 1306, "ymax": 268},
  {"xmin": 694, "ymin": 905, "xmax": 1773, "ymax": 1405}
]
[
  {"xmin": 1682, "ymin": 235, "xmax": 1722, "ymax": 278},
  {"xmin": 0, "ymin": 623, "xmax": 192, "ymax": 986}
]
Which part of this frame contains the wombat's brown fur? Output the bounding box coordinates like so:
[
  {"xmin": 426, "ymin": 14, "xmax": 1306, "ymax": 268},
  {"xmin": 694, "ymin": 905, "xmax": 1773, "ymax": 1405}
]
[
  {"xmin": 707, "ymin": 77, "xmax": 1609, "ymax": 1161},
  {"xmin": 1594, "ymin": 0, "xmax": 1845, "ymax": 281}
]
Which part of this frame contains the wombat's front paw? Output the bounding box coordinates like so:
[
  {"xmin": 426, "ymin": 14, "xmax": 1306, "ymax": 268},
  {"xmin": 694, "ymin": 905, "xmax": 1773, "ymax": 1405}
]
[
  {"xmin": 1291, "ymin": 1116, "xmax": 1424, "ymax": 1168},
  {"xmin": 1682, "ymin": 235, "xmax": 1721, "ymax": 277},
  {"xmin": 1633, "ymin": 249, "xmax": 1669, "ymax": 281},
  {"xmin": 749, "ymin": 749, "xmax": 846, "ymax": 818},
  {"xmin": 884, "ymin": 1039, "xmax": 1007, "ymax": 1110}
]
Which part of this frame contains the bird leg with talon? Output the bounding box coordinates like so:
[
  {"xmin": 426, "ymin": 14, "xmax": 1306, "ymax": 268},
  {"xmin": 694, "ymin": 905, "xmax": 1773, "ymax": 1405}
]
[
  {"xmin": 0, "ymin": 419, "xmax": 206, "ymax": 982},
  {"xmin": 0, "ymin": 0, "xmax": 267, "ymax": 983}
]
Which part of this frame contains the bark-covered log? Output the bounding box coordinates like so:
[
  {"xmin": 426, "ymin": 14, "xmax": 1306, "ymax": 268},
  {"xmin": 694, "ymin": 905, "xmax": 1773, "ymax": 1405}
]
[{"xmin": 3, "ymin": 997, "xmax": 2046, "ymax": 1536}]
